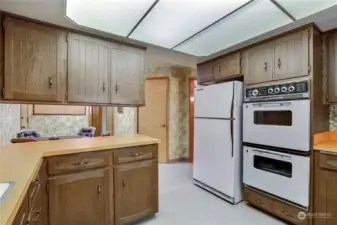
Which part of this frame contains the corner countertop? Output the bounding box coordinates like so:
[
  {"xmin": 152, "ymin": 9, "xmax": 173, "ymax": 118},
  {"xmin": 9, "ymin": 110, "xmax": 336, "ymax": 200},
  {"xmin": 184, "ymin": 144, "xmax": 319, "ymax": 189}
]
[
  {"xmin": 314, "ymin": 131, "xmax": 337, "ymax": 153},
  {"xmin": 0, "ymin": 134, "xmax": 160, "ymax": 225}
]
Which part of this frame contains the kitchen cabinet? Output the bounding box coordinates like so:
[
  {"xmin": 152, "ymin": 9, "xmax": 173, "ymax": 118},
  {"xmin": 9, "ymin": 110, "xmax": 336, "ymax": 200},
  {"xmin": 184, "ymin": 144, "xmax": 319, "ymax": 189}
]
[
  {"xmin": 110, "ymin": 45, "xmax": 145, "ymax": 105},
  {"xmin": 328, "ymin": 32, "xmax": 337, "ymax": 103},
  {"xmin": 12, "ymin": 194, "xmax": 29, "ymax": 225},
  {"xmin": 215, "ymin": 52, "xmax": 241, "ymax": 80},
  {"xmin": 274, "ymin": 29, "xmax": 309, "ymax": 80},
  {"xmin": 243, "ymin": 43, "xmax": 274, "ymax": 84},
  {"xmin": 314, "ymin": 151, "xmax": 337, "ymax": 225},
  {"xmin": 3, "ymin": 17, "xmax": 66, "ymax": 102},
  {"xmin": 49, "ymin": 168, "xmax": 110, "ymax": 225},
  {"xmin": 67, "ymin": 33, "xmax": 110, "ymax": 104},
  {"xmin": 114, "ymin": 159, "xmax": 157, "ymax": 225},
  {"xmin": 197, "ymin": 60, "xmax": 216, "ymax": 84}
]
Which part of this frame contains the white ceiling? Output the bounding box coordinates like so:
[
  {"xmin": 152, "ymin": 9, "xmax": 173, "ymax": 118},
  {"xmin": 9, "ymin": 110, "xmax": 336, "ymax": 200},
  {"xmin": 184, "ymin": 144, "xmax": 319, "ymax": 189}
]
[{"xmin": 1, "ymin": 0, "xmax": 337, "ymax": 57}]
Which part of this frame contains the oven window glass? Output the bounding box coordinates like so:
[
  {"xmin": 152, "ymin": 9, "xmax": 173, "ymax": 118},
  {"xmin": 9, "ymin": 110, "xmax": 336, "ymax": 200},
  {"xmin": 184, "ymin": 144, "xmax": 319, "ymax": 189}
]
[
  {"xmin": 254, "ymin": 111, "xmax": 292, "ymax": 126},
  {"xmin": 254, "ymin": 155, "xmax": 292, "ymax": 178}
]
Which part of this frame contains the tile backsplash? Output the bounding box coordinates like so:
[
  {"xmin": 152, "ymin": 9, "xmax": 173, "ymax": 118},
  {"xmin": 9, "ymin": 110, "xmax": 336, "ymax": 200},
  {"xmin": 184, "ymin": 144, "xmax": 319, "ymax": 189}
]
[
  {"xmin": 330, "ymin": 105, "xmax": 337, "ymax": 130},
  {"xmin": 0, "ymin": 104, "xmax": 20, "ymax": 145}
]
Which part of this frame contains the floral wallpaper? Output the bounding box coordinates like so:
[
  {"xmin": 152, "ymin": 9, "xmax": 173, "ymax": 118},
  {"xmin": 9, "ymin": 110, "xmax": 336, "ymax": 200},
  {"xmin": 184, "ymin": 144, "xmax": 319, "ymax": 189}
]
[
  {"xmin": 0, "ymin": 104, "xmax": 20, "ymax": 145},
  {"xmin": 330, "ymin": 105, "xmax": 337, "ymax": 130},
  {"xmin": 113, "ymin": 107, "xmax": 137, "ymax": 134},
  {"xmin": 23, "ymin": 105, "xmax": 89, "ymax": 137}
]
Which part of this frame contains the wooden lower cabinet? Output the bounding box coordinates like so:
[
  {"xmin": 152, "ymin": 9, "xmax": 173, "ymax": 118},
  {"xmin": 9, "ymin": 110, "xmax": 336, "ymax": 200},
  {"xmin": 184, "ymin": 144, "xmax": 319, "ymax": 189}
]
[
  {"xmin": 244, "ymin": 187, "xmax": 308, "ymax": 225},
  {"xmin": 49, "ymin": 168, "xmax": 110, "ymax": 225},
  {"xmin": 114, "ymin": 159, "xmax": 158, "ymax": 225},
  {"xmin": 314, "ymin": 151, "xmax": 337, "ymax": 225},
  {"xmin": 12, "ymin": 195, "xmax": 29, "ymax": 225}
]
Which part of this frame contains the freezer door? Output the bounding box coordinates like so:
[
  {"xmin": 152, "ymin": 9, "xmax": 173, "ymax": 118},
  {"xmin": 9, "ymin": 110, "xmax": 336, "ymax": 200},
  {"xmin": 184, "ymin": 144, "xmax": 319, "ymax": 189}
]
[
  {"xmin": 194, "ymin": 82, "xmax": 234, "ymax": 118},
  {"xmin": 193, "ymin": 118, "xmax": 235, "ymax": 198}
]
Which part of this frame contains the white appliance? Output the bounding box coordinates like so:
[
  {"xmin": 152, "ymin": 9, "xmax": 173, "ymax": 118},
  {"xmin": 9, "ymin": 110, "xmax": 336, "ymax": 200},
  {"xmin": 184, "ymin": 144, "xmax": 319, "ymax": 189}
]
[
  {"xmin": 243, "ymin": 146, "xmax": 310, "ymax": 208},
  {"xmin": 193, "ymin": 81, "xmax": 243, "ymax": 204}
]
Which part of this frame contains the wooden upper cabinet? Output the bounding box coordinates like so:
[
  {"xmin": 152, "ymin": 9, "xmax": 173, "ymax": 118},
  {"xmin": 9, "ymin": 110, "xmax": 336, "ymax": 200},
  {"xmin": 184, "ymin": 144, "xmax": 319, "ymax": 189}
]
[
  {"xmin": 197, "ymin": 61, "xmax": 216, "ymax": 84},
  {"xmin": 243, "ymin": 42, "xmax": 274, "ymax": 85},
  {"xmin": 4, "ymin": 17, "xmax": 66, "ymax": 102},
  {"xmin": 328, "ymin": 32, "xmax": 337, "ymax": 103},
  {"xmin": 67, "ymin": 33, "xmax": 110, "ymax": 103},
  {"xmin": 49, "ymin": 168, "xmax": 110, "ymax": 225},
  {"xmin": 114, "ymin": 159, "xmax": 157, "ymax": 225},
  {"xmin": 215, "ymin": 52, "xmax": 241, "ymax": 80},
  {"xmin": 274, "ymin": 29, "xmax": 309, "ymax": 80},
  {"xmin": 110, "ymin": 45, "xmax": 145, "ymax": 105}
]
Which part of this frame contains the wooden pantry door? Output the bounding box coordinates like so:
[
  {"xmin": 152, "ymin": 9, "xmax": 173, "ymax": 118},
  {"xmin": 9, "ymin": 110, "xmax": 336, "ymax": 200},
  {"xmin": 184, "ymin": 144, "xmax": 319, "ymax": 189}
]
[{"xmin": 138, "ymin": 78, "xmax": 168, "ymax": 163}]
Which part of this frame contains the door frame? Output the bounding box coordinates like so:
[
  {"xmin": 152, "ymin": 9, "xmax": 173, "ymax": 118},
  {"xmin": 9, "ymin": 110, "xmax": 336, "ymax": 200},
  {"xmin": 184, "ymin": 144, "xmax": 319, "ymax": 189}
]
[
  {"xmin": 89, "ymin": 106, "xmax": 103, "ymax": 137},
  {"xmin": 137, "ymin": 77, "xmax": 170, "ymax": 163},
  {"xmin": 189, "ymin": 77, "xmax": 196, "ymax": 163}
]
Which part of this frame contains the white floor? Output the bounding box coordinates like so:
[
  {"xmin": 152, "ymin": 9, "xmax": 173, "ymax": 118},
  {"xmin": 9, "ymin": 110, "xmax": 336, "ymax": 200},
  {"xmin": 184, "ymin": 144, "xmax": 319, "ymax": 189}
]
[{"xmin": 139, "ymin": 163, "xmax": 286, "ymax": 225}]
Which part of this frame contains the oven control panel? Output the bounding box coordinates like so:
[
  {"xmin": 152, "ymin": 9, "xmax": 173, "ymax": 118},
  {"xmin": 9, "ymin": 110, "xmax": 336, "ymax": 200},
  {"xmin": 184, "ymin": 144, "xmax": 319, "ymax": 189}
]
[{"xmin": 245, "ymin": 80, "xmax": 310, "ymax": 102}]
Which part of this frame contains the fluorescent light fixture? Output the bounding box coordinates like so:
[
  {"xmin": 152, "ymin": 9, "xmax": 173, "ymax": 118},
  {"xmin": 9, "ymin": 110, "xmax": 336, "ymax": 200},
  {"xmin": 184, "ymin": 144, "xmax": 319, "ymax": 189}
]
[
  {"xmin": 66, "ymin": 0, "xmax": 156, "ymax": 37},
  {"xmin": 130, "ymin": 0, "xmax": 250, "ymax": 48},
  {"xmin": 276, "ymin": 0, "xmax": 337, "ymax": 20},
  {"xmin": 174, "ymin": 0, "xmax": 292, "ymax": 56}
]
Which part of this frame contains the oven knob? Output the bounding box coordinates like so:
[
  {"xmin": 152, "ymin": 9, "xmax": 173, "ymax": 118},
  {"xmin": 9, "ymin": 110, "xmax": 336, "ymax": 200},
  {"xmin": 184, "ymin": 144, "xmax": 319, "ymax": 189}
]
[
  {"xmin": 274, "ymin": 87, "xmax": 280, "ymax": 93},
  {"xmin": 252, "ymin": 89, "xmax": 259, "ymax": 96},
  {"xmin": 288, "ymin": 85, "xmax": 295, "ymax": 92},
  {"xmin": 281, "ymin": 86, "xmax": 287, "ymax": 93},
  {"xmin": 268, "ymin": 88, "xmax": 273, "ymax": 94}
]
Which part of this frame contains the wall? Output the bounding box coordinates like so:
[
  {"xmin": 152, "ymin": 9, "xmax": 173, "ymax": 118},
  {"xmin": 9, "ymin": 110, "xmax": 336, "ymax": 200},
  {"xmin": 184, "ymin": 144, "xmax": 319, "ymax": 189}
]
[
  {"xmin": 113, "ymin": 107, "xmax": 137, "ymax": 134},
  {"xmin": 0, "ymin": 104, "xmax": 20, "ymax": 145},
  {"xmin": 23, "ymin": 105, "xmax": 89, "ymax": 137},
  {"xmin": 330, "ymin": 105, "xmax": 337, "ymax": 130}
]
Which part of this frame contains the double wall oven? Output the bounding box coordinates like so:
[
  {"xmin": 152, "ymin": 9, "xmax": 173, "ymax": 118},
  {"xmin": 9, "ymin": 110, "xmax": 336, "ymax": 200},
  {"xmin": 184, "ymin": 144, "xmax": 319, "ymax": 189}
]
[{"xmin": 243, "ymin": 80, "xmax": 311, "ymax": 209}]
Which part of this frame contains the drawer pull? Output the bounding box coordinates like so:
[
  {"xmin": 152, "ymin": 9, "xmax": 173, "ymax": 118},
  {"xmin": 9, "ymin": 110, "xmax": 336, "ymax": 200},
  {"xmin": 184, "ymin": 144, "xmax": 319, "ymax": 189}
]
[
  {"xmin": 255, "ymin": 200, "xmax": 264, "ymax": 206},
  {"xmin": 280, "ymin": 210, "xmax": 292, "ymax": 218},
  {"xmin": 74, "ymin": 161, "xmax": 88, "ymax": 166},
  {"xmin": 132, "ymin": 152, "xmax": 143, "ymax": 157}
]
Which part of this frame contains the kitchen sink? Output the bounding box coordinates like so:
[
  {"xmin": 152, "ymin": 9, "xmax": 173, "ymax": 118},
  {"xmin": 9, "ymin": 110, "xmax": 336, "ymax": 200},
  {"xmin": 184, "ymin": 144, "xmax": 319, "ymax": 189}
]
[{"xmin": 0, "ymin": 182, "xmax": 14, "ymax": 205}]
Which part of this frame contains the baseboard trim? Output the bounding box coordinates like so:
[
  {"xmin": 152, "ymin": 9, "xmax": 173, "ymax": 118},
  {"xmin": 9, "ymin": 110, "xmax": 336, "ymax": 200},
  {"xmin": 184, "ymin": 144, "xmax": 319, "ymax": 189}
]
[{"xmin": 168, "ymin": 157, "xmax": 189, "ymax": 163}]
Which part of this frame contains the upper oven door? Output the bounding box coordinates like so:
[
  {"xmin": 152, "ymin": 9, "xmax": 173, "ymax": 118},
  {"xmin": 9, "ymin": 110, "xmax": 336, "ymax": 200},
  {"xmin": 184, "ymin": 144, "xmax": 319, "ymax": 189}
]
[{"xmin": 243, "ymin": 100, "xmax": 310, "ymax": 151}]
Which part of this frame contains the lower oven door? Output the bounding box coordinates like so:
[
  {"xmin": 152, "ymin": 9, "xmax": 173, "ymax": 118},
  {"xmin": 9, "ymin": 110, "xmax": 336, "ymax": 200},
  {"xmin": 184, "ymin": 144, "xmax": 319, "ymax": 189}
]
[
  {"xmin": 243, "ymin": 146, "xmax": 310, "ymax": 208},
  {"xmin": 243, "ymin": 100, "xmax": 310, "ymax": 151}
]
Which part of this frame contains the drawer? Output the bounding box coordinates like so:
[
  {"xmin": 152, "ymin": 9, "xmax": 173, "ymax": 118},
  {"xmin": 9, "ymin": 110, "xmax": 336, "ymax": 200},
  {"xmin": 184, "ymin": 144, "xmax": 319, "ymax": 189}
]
[
  {"xmin": 244, "ymin": 188, "xmax": 274, "ymax": 212},
  {"xmin": 48, "ymin": 151, "xmax": 110, "ymax": 175},
  {"xmin": 113, "ymin": 145, "xmax": 156, "ymax": 164},
  {"xmin": 319, "ymin": 152, "xmax": 337, "ymax": 171},
  {"xmin": 28, "ymin": 174, "xmax": 40, "ymax": 209},
  {"xmin": 274, "ymin": 201, "xmax": 308, "ymax": 225}
]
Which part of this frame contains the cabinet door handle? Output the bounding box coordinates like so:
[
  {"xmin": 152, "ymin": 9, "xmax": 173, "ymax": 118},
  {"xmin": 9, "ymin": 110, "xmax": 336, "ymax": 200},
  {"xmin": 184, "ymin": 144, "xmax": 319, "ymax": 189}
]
[
  {"xmin": 218, "ymin": 64, "xmax": 221, "ymax": 73},
  {"xmin": 115, "ymin": 84, "xmax": 119, "ymax": 94},
  {"xmin": 31, "ymin": 208, "xmax": 42, "ymax": 221},
  {"xmin": 211, "ymin": 68, "xmax": 214, "ymax": 75},
  {"xmin": 122, "ymin": 178, "xmax": 126, "ymax": 188},
  {"xmin": 48, "ymin": 77, "xmax": 53, "ymax": 88},
  {"xmin": 97, "ymin": 185, "xmax": 101, "ymax": 195},
  {"xmin": 264, "ymin": 62, "xmax": 267, "ymax": 71},
  {"xmin": 277, "ymin": 58, "xmax": 281, "ymax": 68},
  {"xmin": 103, "ymin": 82, "xmax": 106, "ymax": 92}
]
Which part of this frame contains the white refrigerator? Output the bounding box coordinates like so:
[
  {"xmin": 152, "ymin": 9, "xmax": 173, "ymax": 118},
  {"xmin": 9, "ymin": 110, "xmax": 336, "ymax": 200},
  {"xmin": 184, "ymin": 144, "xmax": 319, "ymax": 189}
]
[{"xmin": 193, "ymin": 81, "xmax": 243, "ymax": 204}]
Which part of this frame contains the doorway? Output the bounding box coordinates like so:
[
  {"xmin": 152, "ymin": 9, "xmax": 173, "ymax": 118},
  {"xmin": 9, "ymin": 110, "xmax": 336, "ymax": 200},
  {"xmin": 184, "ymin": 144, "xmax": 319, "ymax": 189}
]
[
  {"xmin": 189, "ymin": 77, "xmax": 196, "ymax": 163},
  {"xmin": 139, "ymin": 78, "xmax": 169, "ymax": 163}
]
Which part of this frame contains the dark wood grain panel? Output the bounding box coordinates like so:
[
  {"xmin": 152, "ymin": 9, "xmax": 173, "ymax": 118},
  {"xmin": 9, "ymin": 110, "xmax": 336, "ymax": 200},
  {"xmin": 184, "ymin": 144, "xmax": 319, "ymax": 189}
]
[{"xmin": 113, "ymin": 145, "xmax": 156, "ymax": 164}]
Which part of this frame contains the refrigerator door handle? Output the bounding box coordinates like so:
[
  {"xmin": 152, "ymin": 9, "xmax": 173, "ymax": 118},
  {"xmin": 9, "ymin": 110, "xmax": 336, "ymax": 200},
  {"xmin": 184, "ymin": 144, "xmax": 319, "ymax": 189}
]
[{"xmin": 231, "ymin": 83, "xmax": 234, "ymax": 157}]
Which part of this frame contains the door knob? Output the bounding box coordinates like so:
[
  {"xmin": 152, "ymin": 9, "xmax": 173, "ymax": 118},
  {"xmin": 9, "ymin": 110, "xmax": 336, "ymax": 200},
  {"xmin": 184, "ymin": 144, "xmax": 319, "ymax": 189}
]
[{"xmin": 160, "ymin": 124, "xmax": 166, "ymax": 128}]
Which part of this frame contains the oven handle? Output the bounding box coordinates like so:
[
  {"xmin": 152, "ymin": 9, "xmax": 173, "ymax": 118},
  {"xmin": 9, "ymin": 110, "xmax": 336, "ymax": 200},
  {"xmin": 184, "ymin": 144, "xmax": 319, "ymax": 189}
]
[
  {"xmin": 252, "ymin": 102, "xmax": 292, "ymax": 108},
  {"xmin": 252, "ymin": 149, "xmax": 291, "ymax": 160}
]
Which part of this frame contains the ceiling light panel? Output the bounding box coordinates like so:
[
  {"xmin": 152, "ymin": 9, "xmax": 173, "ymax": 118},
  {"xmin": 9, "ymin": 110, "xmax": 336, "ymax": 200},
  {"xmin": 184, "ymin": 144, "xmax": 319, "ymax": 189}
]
[
  {"xmin": 130, "ymin": 0, "xmax": 250, "ymax": 48},
  {"xmin": 66, "ymin": 0, "xmax": 156, "ymax": 37},
  {"xmin": 174, "ymin": 0, "xmax": 292, "ymax": 56},
  {"xmin": 276, "ymin": 0, "xmax": 337, "ymax": 20}
]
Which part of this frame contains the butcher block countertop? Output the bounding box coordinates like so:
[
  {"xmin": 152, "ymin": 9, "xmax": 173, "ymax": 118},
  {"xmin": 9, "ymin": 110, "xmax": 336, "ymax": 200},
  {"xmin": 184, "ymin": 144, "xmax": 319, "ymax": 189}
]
[
  {"xmin": 0, "ymin": 134, "xmax": 159, "ymax": 225},
  {"xmin": 314, "ymin": 131, "xmax": 337, "ymax": 153}
]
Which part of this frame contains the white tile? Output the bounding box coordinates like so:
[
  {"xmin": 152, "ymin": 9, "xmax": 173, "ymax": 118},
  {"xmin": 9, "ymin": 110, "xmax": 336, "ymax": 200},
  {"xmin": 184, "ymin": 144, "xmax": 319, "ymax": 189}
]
[{"xmin": 139, "ymin": 163, "xmax": 286, "ymax": 225}]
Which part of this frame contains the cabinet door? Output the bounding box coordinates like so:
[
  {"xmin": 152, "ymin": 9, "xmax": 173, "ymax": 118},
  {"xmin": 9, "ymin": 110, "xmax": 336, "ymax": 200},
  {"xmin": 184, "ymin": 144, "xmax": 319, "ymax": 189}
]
[
  {"xmin": 274, "ymin": 29, "xmax": 309, "ymax": 80},
  {"xmin": 197, "ymin": 61, "xmax": 216, "ymax": 84},
  {"xmin": 12, "ymin": 195, "xmax": 29, "ymax": 225},
  {"xmin": 68, "ymin": 33, "xmax": 110, "ymax": 103},
  {"xmin": 215, "ymin": 52, "xmax": 241, "ymax": 80},
  {"xmin": 315, "ymin": 169, "xmax": 337, "ymax": 225},
  {"xmin": 243, "ymin": 43, "xmax": 274, "ymax": 85},
  {"xmin": 49, "ymin": 168, "xmax": 110, "ymax": 225},
  {"xmin": 4, "ymin": 17, "xmax": 66, "ymax": 102},
  {"xmin": 114, "ymin": 159, "xmax": 158, "ymax": 225},
  {"xmin": 329, "ymin": 32, "xmax": 337, "ymax": 103},
  {"xmin": 110, "ymin": 44, "xmax": 144, "ymax": 105}
]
